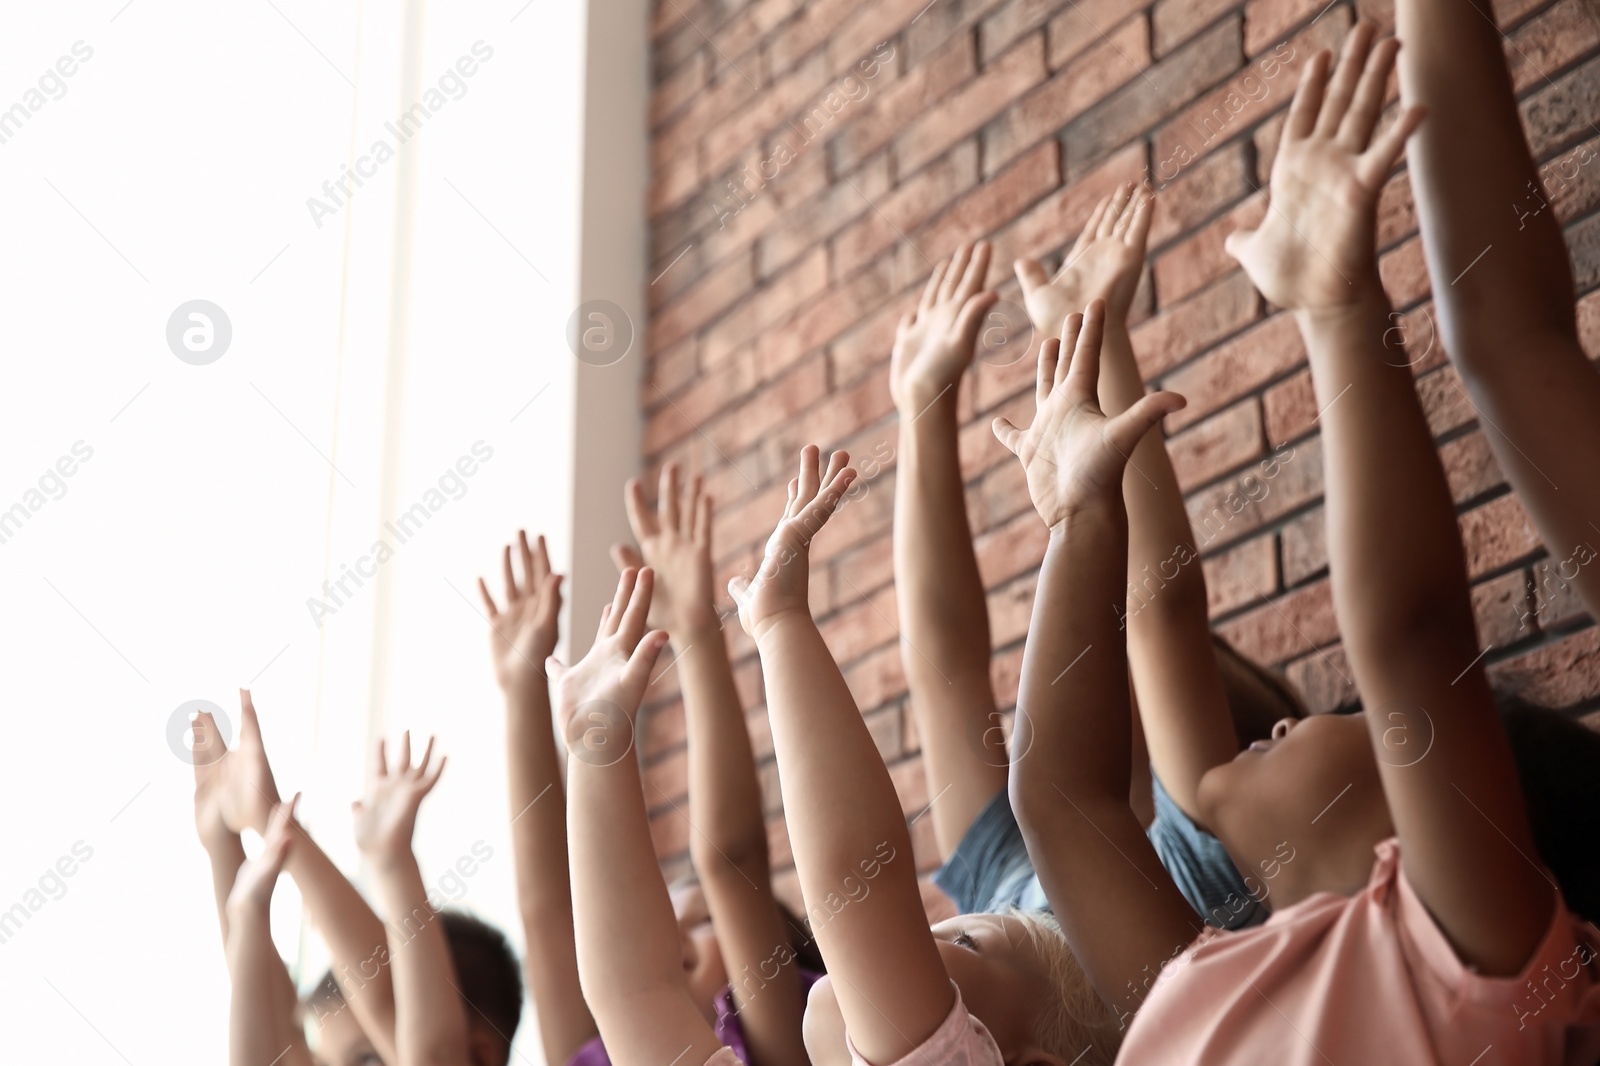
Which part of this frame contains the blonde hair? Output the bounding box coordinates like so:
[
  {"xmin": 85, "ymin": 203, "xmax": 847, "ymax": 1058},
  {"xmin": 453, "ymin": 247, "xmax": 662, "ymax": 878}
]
[{"xmin": 1004, "ymin": 909, "xmax": 1123, "ymax": 1065}]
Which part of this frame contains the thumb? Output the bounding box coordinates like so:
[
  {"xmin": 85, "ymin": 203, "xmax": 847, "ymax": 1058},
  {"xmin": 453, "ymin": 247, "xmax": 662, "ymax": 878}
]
[
  {"xmin": 545, "ymin": 655, "xmax": 567, "ymax": 686},
  {"xmin": 727, "ymin": 575, "xmax": 751, "ymax": 609},
  {"xmin": 992, "ymin": 416, "xmax": 1024, "ymax": 456},
  {"xmin": 627, "ymin": 629, "xmax": 670, "ymax": 679},
  {"xmin": 1014, "ymin": 258, "xmax": 1048, "ymax": 296},
  {"xmin": 1105, "ymin": 391, "xmax": 1186, "ymax": 455},
  {"xmin": 1223, "ymin": 229, "xmax": 1253, "ymax": 263}
]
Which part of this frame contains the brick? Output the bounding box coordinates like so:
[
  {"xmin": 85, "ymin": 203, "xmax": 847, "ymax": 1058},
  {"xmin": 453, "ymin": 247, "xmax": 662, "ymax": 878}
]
[
  {"xmin": 830, "ymin": 34, "xmax": 978, "ymax": 175},
  {"xmin": 703, "ymin": 247, "xmax": 831, "ymax": 365},
  {"xmin": 1506, "ymin": 0, "xmax": 1600, "ymax": 94},
  {"xmin": 766, "ymin": 0, "xmax": 859, "ymax": 76},
  {"xmin": 1204, "ymin": 533, "xmax": 1277, "ymax": 616},
  {"xmin": 1153, "ymin": 0, "xmax": 1236, "ymax": 57},
  {"xmin": 761, "ymin": 255, "xmax": 900, "ymax": 372},
  {"xmin": 990, "ymin": 646, "xmax": 1025, "ymax": 711},
  {"xmin": 1187, "ymin": 434, "xmax": 1323, "ymax": 553},
  {"xmin": 648, "ymin": 249, "xmax": 755, "ymax": 351},
  {"xmin": 1521, "ymin": 50, "xmax": 1600, "ymax": 162},
  {"xmin": 1375, "ymin": 169, "xmax": 1417, "ymax": 251},
  {"xmin": 1284, "ymin": 642, "xmax": 1358, "ymax": 714},
  {"xmin": 1047, "ymin": 0, "xmax": 1155, "ymax": 70},
  {"xmin": 1460, "ymin": 493, "xmax": 1544, "ymax": 580},
  {"xmin": 1216, "ymin": 576, "xmax": 1338, "ymax": 667},
  {"xmin": 917, "ymin": 140, "xmax": 1065, "ymax": 272},
  {"xmin": 994, "ymin": 140, "xmax": 1147, "ymax": 274},
  {"xmin": 1377, "ymin": 234, "xmax": 1429, "ymax": 309},
  {"xmin": 833, "ymin": 142, "xmax": 981, "ymax": 280},
  {"xmin": 1152, "ymin": 12, "xmax": 1348, "ymax": 174},
  {"xmin": 976, "ymin": 507, "xmax": 1052, "ymax": 589},
  {"xmin": 1162, "ymin": 313, "xmax": 1305, "ymax": 432},
  {"xmin": 651, "ymin": 50, "xmax": 709, "ymax": 129},
  {"xmin": 828, "ymin": 0, "xmax": 954, "ymax": 78},
  {"xmin": 1488, "ymin": 626, "xmax": 1600, "ymax": 707},
  {"xmin": 1473, "ymin": 568, "xmax": 1535, "ymax": 651},
  {"xmin": 983, "ymin": 17, "xmax": 1151, "ymax": 177},
  {"xmin": 896, "ymin": 33, "xmax": 1048, "ymax": 178},
  {"xmin": 701, "ymin": 52, "xmax": 833, "ymax": 178},
  {"xmin": 713, "ymin": 0, "xmax": 808, "ymax": 62},
  {"xmin": 1132, "ymin": 269, "xmax": 1260, "ymax": 379},
  {"xmin": 1280, "ymin": 505, "xmax": 1327, "ymax": 587},
  {"xmin": 1167, "ymin": 397, "xmax": 1265, "ymax": 489},
  {"xmin": 758, "ymin": 154, "xmax": 891, "ymax": 278},
  {"xmin": 1262, "ymin": 365, "xmax": 1315, "ymax": 445},
  {"xmin": 1244, "ymin": 0, "xmax": 1333, "ymax": 54},
  {"xmin": 1570, "ymin": 210, "xmax": 1600, "ymax": 292},
  {"xmin": 988, "ymin": 571, "xmax": 1039, "ymax": 649},
  {"xmin": 646, "ymin": 336, "xmax": 700, "ymax": 401},
  {"xmin": 1540, "ymin": 133, "xmax": 1600, "ymax": 225},
  {"xmin": 1532, "ymin": 556, "xmax": 1593, "ymax": 633},
  {"xmin": 1154, "ymin": 190, "xmax": 1267, "ymax": 303},
  {"xmin": 1439, "ymin": 429, "xmax": 1506, "ymax": 505},
  {"xmin": 983, "ymin": 0, "xmax": 1077, "ymax": 65},
  {"xmin": 842, "ymin": 642, "xmax": 908, "ymax": 713},
  {"xmin": 1147, "ymin": 142, "xmax": 1253, "ymax": 246},
  {"xmin": 1416, "ymin": 364, "xmax": 1478, "ymax": 439},
  {"xmin": 706, "ymin": 355, "xmax": 831, "ymax": 461},
  {"xmin": 1068, "ymin": 18, "xmax": 1243, "ymax": 180}
]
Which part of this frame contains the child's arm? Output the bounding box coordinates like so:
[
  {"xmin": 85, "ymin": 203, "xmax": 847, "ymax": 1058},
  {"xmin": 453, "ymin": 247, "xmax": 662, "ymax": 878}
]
[
  {"xmin": 352, "ymin": 735, "xmax": 470, "ymax": 1066},
  {"xmin": 555, "ymin": 567, "xmax": 726, "ymax": 1066},
  {"xmin": 1018, "ymin": 189, "xmax": 1238, "ymax": 821},
  {"xmin": 1226, "ymin": 27, "xmax": 1554, "ymax": 974},
  {"xmin": 225, "ymin": 799, "xmax": 315, "ymax": 1066},
  {"xmin": 888, "ymin": 242, "xmax": 1009, "ymax": 860},
  {"xmin": 616, "ymin": 469, "xmax": 806, "ymax": 1066},
  {"xmin": 217, "ymin": 692, "xmax": 400, "ymax": 1064},
  {"xmin": 996, "ymin": 303, "xmax": 1199, "ymax": 1019},
  {"xmin": 479, "ymin": 533, "xmax": 597, "ymax": 1066},
  {"xmin": 730, "ymin": 448, "xmax": 956, "ymax": 1064}
]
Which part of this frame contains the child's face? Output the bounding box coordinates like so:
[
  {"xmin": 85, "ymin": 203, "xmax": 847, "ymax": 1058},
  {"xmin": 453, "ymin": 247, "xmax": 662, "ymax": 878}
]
[
  {"xmin": 801, "ymin": 913, "xmax": 1054, "ymax": 1066},
  {"xmin": 305, "ymin": 998, "xmax": 383, "ymax": 1066},
  {"xmin": 1197, "ymin": 712, "xmax": 1394, "ymax": 903},
  {"xmin": 672, "ymin": 883, "xmax": 728, "ymax": 1017}
]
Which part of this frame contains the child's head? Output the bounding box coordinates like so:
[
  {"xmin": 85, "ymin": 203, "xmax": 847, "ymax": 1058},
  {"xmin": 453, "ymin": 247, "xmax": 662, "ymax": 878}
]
[
  {"xmin": 304, "ymin": 972, "xmax": 382, "ymax": 1066},
  {"xmin": 439, "ymin": 910, "xmax": 523, "ymax": 1066},
  {"xmin": 670, "ymin": 877, "xmax": 827, "ymax": 1016},
  {"xmin": 1195, "ymin": 695, "xmax": 1600, "ymax": 919},
  {"xmin": 802, "ymin": 911, "xmax": 1120, "ymax": 1066},
  {"xmin": 1212, "ymin": 634, "xmax": 1309, "ymax": 747}
]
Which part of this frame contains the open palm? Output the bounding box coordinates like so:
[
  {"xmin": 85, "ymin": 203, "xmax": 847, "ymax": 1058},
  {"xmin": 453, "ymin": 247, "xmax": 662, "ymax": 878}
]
[
  {"xmin": 613, "ymin": 464, "xmax": 716, "ymax": 634},
  {"xmin": 351, "ymin": 732, "xmax": 446, "ymax": 859},
  {"xmin": 478, "ymin": 530, "xmax": 564, "ymax": 698},
  {"xmin": 1016, "ymin": 183, "xmax": 1151, "ymax": 335},
  {"xmin": 890, "ymin": 242, "xmax": 997, "ymax": 413}
]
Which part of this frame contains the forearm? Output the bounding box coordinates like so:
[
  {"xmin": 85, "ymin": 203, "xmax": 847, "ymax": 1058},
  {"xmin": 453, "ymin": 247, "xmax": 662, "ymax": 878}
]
[
  {"xmin": 1012, "ymin": 515, "xmax": 1135, "ymax": 810},
  {"xmin": 205, "ymin": 834, "xmax": 246, "ymax": 946},
  {"xmin": 678, "ymin": 624, "xmax": 769, "ymax": 875},
  {"xmin": 1099, "ymin": 319, "xmax": 1237, "ymax": 809},
  {"xmin": 227, "ymin": 910, "xmax": 309, "ymax": 1066},
  {"xmin": 1299, "ymin": 291, "xmax": 1478, "ymax": 654},
  {"xmin": 372, "ymin": 852, "xmax": 470, "ymax": 1066},
  {"xmin": 893, "ymin": 405, "xmax": 995, "ymax": 680},
  {"xmin": 284, "ymin": 826, "xmax": 397, "ymax": 1058},
  {"xmin": 504, "ymin": 690, "xmax": 595, "ymax": 1065}
]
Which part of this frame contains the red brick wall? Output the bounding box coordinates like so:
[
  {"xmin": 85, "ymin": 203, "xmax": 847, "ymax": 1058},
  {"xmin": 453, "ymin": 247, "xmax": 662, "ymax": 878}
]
[{"xmin": 636, "ymin": 0, "xmax": 1600, "ymax": 898}]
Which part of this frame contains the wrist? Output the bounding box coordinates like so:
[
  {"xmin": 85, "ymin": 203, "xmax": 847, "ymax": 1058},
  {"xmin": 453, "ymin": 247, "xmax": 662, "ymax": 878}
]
[
  {"xmin": 668, "ymin": 618, "xmax": 723, "ymax": 649},
  {"xmin": 1046, "ymin": 498, "xmax": 1127, "ymax": 540},
  {"xmin": 895, "ymin": 383, "xmax": 960, "ymax": 421},
  {"xmin": 1290, "ymin": 277, "xmax": 1389, "ymax": 327},
  {"xmin": 751, "ymin": 607, "xmax": 817, "ymax": 649},
  {"xmin": 362, "ymin": 843, "xmax": 420, "ymax": 875}
]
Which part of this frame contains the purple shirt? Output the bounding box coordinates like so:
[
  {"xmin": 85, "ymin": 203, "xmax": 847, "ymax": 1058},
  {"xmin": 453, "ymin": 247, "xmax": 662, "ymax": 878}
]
[{"xmin": 567, "ymin": 969, "xmax": 823, "ymax": 1066}]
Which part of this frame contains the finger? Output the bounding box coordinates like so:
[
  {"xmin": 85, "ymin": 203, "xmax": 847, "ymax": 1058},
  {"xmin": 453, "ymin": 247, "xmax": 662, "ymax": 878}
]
[
  {"xmin": 626, "ymin": 629, "xmax": 671, "ymax": 683},
  {"xmin": 956, "ymin": 241, "xmax": 990, "ymax": 300},
  {"xmin": 1063, "ymin": 300, "xmax": 1107, "ymax": 404},
  {"xmin": 782, "ymin": 477, "xmax": 799, "ymax": 520},
  {"xmin": 727, "ymin": 575, "xmax": 751, "ymax": 610},
  {"xmin": 798, "ymin": 467, "xmax": 857, "ymax": 529},
  {"xmin": 610, "ymin": 543, "xmax": 643, "ymax": 574},
  {"xmin": 546, "ymin": 655, "xmax": 567, "ymax": 686},
  {"xmin": 1223, "ymin": 228, "xmax": 1255, "ymax": 264},
  {"xmin": 795, "ymin": 445, "xmax": 822, "ymax": 509},
  {"xmin": 1056, "ymin": 312, "xmax": 1085, "ymax": 388},
  {"xmin": 537, "ymin": 574, "xmax": 564, "ymax": 632},
  {"xmin": 939, "ymin": 244, "xmax": 972, "ymax": 303},
  {"xmin": 1014, "ymin": 258, "xmax": 1049, "ymax": 297},
  {"xmin": 535, "ymin": 533, "xmax": 553, "ymax": 585},
  {"xmin": 624, "ymin": 478, "xmax": 653, "ymax": 542},
  {"xmin": 191, "ymin": 710, "xmax": 226, "ymax": 772},
  {"xmin": 502, "ymin": 544, "xmax": 518, "ymax": 601},
  {"xmin": 414, "ymin": 734, "xmax": 436, "ymax": 776},
  {"xmin": 1112, "ymin": 186, "xmax": 1144, "ymax": 240},
  {"xmin": 1104, "ymin": 390, "xmax": 1188, "ymax": 456},
  {"xmin": 371, "ymin": 737, "xmax": 387, "ymax": 782},
  {"xmin": 660, "ymin": 463, "xmax": 681, "ymax": 534},
  {"xmin": 685, "ymin": 474, "xmax": 703, "ymax": 541},
  {"xmin": 1072, "ymin": 195, "xmax": 1110, "ymax": 259},
  {"xmin": 605, "ymin": 570, "xmax": 637, "ymax": 636},
  {"xmin": 1283, "ymin": 50, "xmax": 1331, "ymax": 141},
  {"xmin": 1124, "ymin": 188, "xmax": 1154, "ymax": 252},
  {"xmin": 519, "ymin": 529, "xmax": 538, "ymax": 587},
  {"xmin": 955, "ymin": 290, "xmax": 1000, "ymax": 350},
  {"xmin": 477, "ymin": 577, "xmax": 501, "ymax": 618},
  {"xmin": 1357, "ymin": 103, "xmax": 1426, "ymax": 188},
  {"xmin": 1337, "ymin": 35, "xmax": 1398, "ymax": 150},
  {"xmin": 1099, "ymin": 183, "xmax": 1133, "ymax": 239},
  {"xmin": 239, "ymin": 688, "xmax": 262, "ymax": 745},
  {"xmin": 397, "ymin": 730, "xmax": 412, "ymax": 773},
  {"xmin": 619, "ymin": 567, "xmax": 654, "ymax": 641},
  {"xmin": 992, "ymin": 416, "xmax": 1024, "ymax": 456},
  {"xmin": 1315, "ymin": 23, "xmax": 1375, "ymax": 138},
  {"xmin": 895, "ymin": 310, "xmax": 915, "ymax": 340},
  {"xmin": 421, "ymin": 754, "xmax": 447, "ymax": 792},
  {"xmin": 1037, "ymin": 336, "xmax": 1060, "ymax": 404},
  {"xmin": 693, "ymin": 488, "xmax": 713, "ymax": 549},
  {"xmin": 918, "ymin": 262, "xmax": 945, "ymax": 313},
  {"xmin": 820, "ymin": 449, "xmax": 850, "ymax": 490}
]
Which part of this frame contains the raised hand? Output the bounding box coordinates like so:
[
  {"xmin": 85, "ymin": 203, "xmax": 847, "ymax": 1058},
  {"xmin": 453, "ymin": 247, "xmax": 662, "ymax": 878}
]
[
  {"xmin": 548, "ymin": 568, "xmax": 670, "ymax": 746},
  {"xmin": 194, "ymin": 690, "xmax": 283, "ymax": 840},
  {"xmin": 889, "ymin": 242, "xmax": 998, "ymax": 414},
  {"xmin": 1224, "ymin": 24, "xmax": 1425, "ymax": 311},
  {"xmin": 227, "ymin": 797, "xmax": 299, "ymax": 916},
  {"xmin": 479, "ymin": 530, "xmax": 564, "ymax": 698},
  {"xmin": 351, "ymin": 732, "xmax": 446, "ymax": 862},
  {"xmin": 728, "ymin": 446, "xmax": 856, "ymax": 639},
  {"xmin": 612, "ymin": 464, "xmax": 717, "ymax": 636},
  {"xmin": 1016, "ymin": 182, "xmax": 1152, "ymax": 334},
  {"xmin": 993, "ymin": 301, "xmax": 1186, "ymax": 532}
]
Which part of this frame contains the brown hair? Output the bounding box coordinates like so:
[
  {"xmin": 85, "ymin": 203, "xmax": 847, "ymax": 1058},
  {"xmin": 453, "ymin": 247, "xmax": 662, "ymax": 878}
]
[{"xmin": 1212, "ymin": 633, "xmax": 1309, "ymax": 747}]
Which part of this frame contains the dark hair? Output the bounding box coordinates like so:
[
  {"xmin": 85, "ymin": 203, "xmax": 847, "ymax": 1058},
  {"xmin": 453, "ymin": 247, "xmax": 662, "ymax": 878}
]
[
  {"xmin": 1212, "ymin": 633, "xmax": 1311, "ymax": 746},
  {"xmin": 440, "ymin": 910, "xmax": 524, "ymax": 1049},
  {"xmin": 1497, "ymin": 695, "xmax": 1600, "ymax": 927},
  {"xmin": 775, "ymin": 898, "xmax": 827, "ymax": 974}
]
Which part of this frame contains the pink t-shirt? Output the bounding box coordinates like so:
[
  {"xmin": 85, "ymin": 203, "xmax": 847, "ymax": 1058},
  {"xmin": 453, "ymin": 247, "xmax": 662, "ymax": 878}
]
[
  {"xmin": 1118, "ymin": 838, "xmax": 1600, "ymax": 1065},
  {"xmin": 704, "ymin": 1049, "xmax": 741, "ymax": 1066},
  {"xmin": 846, "ymin": 986, "xmax": 1001, "ymax": 1066}
]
